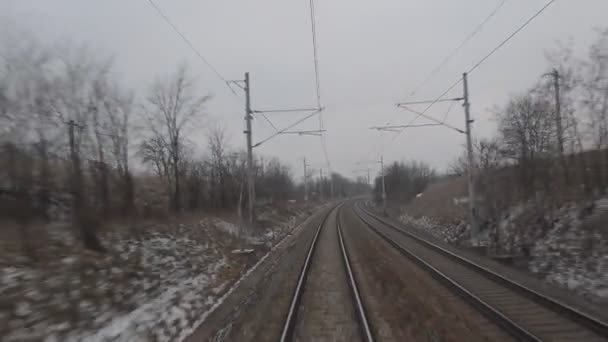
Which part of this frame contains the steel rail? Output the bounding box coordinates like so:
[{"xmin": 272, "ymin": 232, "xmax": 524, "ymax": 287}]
[
  {"xmin": 279, "ymin": 207, "xmax": 332, "ymax": 342},
  {"xmin": 337, "ymin": 207, "xmax": 375, "ymax": 342},
  {"xmin": 357, "ymin": 202, "xmax": 608, "ymax": 339},
  {"xmin": 353, "ymin": 202, "xmax": 540, "ymax": 342},
  {"xmin": 280, "ymin": 204, "xmax": 375, "ymax": 341}
]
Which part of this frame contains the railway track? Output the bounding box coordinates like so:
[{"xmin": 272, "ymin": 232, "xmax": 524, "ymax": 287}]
[
  {"xmin": 353, "ymin": 201, "xmax": 608, "ymax": 342},
  {"xmin": 280, "ymin": 204, "xmax": 374, "ymax": 342}
]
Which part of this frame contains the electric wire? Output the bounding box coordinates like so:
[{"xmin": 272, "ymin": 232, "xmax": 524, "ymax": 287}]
[
  {"xmin": 378, "ymin": 0, "xmax": 557, "ymax": 156},
  {"xmin": 309, "ymin": 0, "xmax": 332, "ymax": 173},
  {"xmin": 144, "ymin": 0, "xmax": 239, "ymax": 98},
  {"xmin": 409, "ymin": 0, "xmax": 510, "ymax": 97}
]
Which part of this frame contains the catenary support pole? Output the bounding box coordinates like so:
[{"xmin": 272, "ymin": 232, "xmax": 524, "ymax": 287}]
[
  {"xmin": 319, "ymin": 168, "xmax": 323, "ymax": 201},
  {"xmin": 303, "ymin": 157, "xmax": 308, "ymax": 205},
  {"xmin": 244, "ymin": 72, "xmax": 255, "ymax": 223},
  {"xmin": 553, "ymin": 68, "xmax": 564, "ymax": 156},
  {"xmin": 380, "ymin": 155, "xmax": 386, "ymax": 215},
  {"xmin": 463, "ymin": 72, "xmax": 478, "ymax": 237}
]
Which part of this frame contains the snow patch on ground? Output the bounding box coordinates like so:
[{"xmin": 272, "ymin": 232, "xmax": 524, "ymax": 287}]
[
  {"xmin": 0, "ymin": 205, "xmax": 311, "ymax": 341},
  {"xmin": 78, "ymin": 257, "xmax": 227, "ymax": 342},
  {"xmin": 399, "ymin": 214, "xmax": 470, "ymax": 244},
  {"xmin": 400, "ymin": 198, "xmax": 608, "ymax": 302},
  {"xmin": 528, "ymin": 200, "xmax": 608, "ymax": 301},
  {"xmin": 175, "ymin": 210, "xmax": 308, "ymax": 342},
  {"xmin": 213, "ymin": 219, "xmax": 241, "ymax": 237}
]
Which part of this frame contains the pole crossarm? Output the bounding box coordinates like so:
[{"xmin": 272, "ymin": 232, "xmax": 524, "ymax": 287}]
[
  {"xmin": 370, "ymin": 123, "xmax": 443, "ymax": 131},
  {"xmin": 397, "ymin": 105, "xmax": 466, "ymax": 134},
  {"xmin": 64, "ymin": 120, "xmax": 86, "ymax": 129},
  {"xmin": 281, "ymin": 129, "xmax": 326, "ymax": 136},
  {"xmin": 395, "ymin": 97, "xmax": 463, "ymax": 106},
  {"xmin": 260, "ymin": 113, "xmax": 279, "ymax": 132},
  {"xmin": 226, "ymin": 80, "xmax": 246, "ymax": 91},
  {"xmin": 253, "ymin": 109, "xmax": 322, "ymax": 148},
  {"xmin": 251, "ymin": 107, "xmax": 323, "ymax": 114}
]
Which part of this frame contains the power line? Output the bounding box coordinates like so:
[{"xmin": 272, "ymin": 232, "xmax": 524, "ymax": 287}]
[
  {"xmin": 383, "ymin": 78, "xmax": 462, "ymax": 151},
  {"xmin": 144, "ymin": 0, "xmax": 239, "ymax": 97},
  {"xmin": 383, "ymin": 0, "xmax": 508, "ymax": 129},
  {"xmin": 409, "ymin": 0, "xmax": 510, "ymax": 97},
  {"xmin": 441, "ymin": 99, "xmax": 458, "ymax": 123},
  {"xmin": 468, "ymin": 0, "xmax": 555, "ymax": 75},
  {"xmin": 260, "ymin": 113, "xmax": 279, "ymax": 132},
  {"xmin": 308, "ymin": 0, "xmax": 332, "ymax": 176},
  {"xmin": 378, "ymin": 0, "xmax": 556, "ymax": 154},
  {"xmin": 320, "ymin": 133, "xmax": 331, "ymax": 168},
  {"xmin": 309, "ymin": 0, "xmax": 322, "ymax": 109},
  {"xmin": 253, "ymin": 110, "xmax": 321, "ymax": 148},
  {"xmin": 399, "ymin": 105, "xmax": 465, "ymax": 134}
]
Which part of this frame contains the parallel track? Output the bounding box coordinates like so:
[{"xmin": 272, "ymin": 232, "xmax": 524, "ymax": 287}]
[
  {"xmin": 354, "ymin": 201, "xmax": 608, "ymax": 342},
  {"xmin": 279, "ymin": 205, "xmax": 374, "ymax": 342}
]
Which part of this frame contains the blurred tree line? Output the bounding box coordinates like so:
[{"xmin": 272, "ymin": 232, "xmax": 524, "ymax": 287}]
[
  {"xmin": 0, "ymin": 32, "xmax": 366, "ymax": 255},
  {"xmin": 372, "ymin": 161, "xmax": 436, "ymax": 204}
]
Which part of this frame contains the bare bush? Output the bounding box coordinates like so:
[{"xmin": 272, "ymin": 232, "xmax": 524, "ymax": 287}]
[{"xmin": 374, "ymin": 161, "xmax": 435, "ymax": 203}]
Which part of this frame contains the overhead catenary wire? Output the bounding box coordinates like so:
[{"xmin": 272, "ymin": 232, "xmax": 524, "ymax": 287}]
[
  {"xmin": 260, "ymin": 113, "xmax": 279, "ymax": 132},
  {"xmin": 379, "ymin": 78, "xmax": 462, "ymax": 154},
  {"xmin": 308, "ymin": 0, "xmax": 332, "ymax": 175},
  {"xmin": 382, "ymin": 0, "xmax": 508, "ymax": 129},
  {"xmin": 442, "ymin": 100, "xmax": 458, "ymax": 123},
  {"xmin": 377, "ymin": 0, "xmax": 556, "ymax": 155},
  {"xmin": 409, "ymin": 0, "xmax": 510, "ymax": 97},
  {"xmin": 253, "ymin": 110, "xmax": 321, "ymax": 148},
  {"xmin": 399, "ymin": 105, "xmax": 465, "ymax": 134},
  {"xmin": 467, "ymin": 0, "xmax": 556, "ymax": 75},
  {"xmin": 144, "ymin": 0, "xmax": 239, "ymax": 98},
  {"xmin": 309, "ymin": 0, "xmax": 322, "ymax": 109}
]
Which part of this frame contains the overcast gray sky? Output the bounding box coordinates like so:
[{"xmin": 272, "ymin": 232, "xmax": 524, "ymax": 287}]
[{"xmin": 2, "ymin": 0, "xmax": 608, "ymax": 180}]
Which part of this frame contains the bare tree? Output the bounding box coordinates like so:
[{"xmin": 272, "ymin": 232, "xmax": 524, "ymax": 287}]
[
  {"xmin": 140, "ymin": 65, "xmax": 211, "ymax": 213},
  {"xmin": 184, "ymin": 158, "xmax": 206, "ymax": 211},
  {"xmin": 578, "ymin": 29, "xmax": 608, "ymax": 191},
  {"xmin": 48, "ymin": 44, "xmax": 114, "ymax": 252},
  {"xmin": 497, "ymin": 92, "xmax": 556, "ymax": 198},
  {"xmin": 92, "ymin": 78, "xmax": 135, "ymax": 214},
  {"xmin": 258, "ymin": 157, "xmax": 294, "ymax": 203},
  {"xmin": 208, "ymin": 124, "xmax": 229, "ymax": 208},
  {"xmin": 0, "ymin": 34, "xmax": 62, "ymax": 222},
  {"xmin": 1, "ymin": 34, "xmax": 65, "ymax": 254}
]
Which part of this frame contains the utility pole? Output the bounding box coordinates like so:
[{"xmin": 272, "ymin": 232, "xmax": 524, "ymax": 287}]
[
  {"xmin": 260, "ymin": 156, "xmax": 265, "ymax": 178},
  {"xmin": 303, "ymin": 157, "xmax": 309, "ymax": 205},
  {"xmin": 67, "ymin": 120, "xmax": 78, "ymax": 166},
  {"xmin": 244, "ymin": 72, "xmax": 255, "ymax": 223},
  {"xmin": 319, "ymin": 168, "xmax": 323, "ymax": 201},
  {"xmin": 552, "ymin": 68, "xmax": 569, "ymax": 182},
  {"xmin": 229, "ymin": 70, "xmax": 321, "ymax": 220},
  {"xmin": 330, "ymin": 175, "xmax": 334, "ymax": 200},
  {"xmin": 552, "ymin": 68, "xmax": 564, "ymax": 156},
  {"xmin": 66, "ymin": 120, "xmax": 86, "ymax": 195},
  {"xmin": 543, "ymin": 68, "xmax": 568, "ymax": 182},
  {"xmin": 463, "ymin": 72, "xmax": 478, "ymax": 238},
  {"xmin": 380, "ymin": 155, "xmax": 387, "ymax": 215}
]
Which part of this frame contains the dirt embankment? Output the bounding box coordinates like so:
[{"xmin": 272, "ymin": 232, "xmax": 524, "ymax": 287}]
[{"xmin": 395, "ymin": 174, "xmax": 608, "ymax": 305}]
